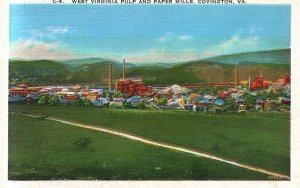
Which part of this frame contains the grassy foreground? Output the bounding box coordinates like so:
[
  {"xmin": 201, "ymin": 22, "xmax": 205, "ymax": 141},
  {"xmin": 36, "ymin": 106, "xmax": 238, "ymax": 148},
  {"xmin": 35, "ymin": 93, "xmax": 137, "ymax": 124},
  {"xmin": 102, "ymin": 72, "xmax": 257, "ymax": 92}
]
[
  {"xmin": 9, "ymin": 105, "xmax": 290, "ymax": 179},
  {"xmin": 9, "ymin": 113, "xmax": 270, "ymax": 180}
]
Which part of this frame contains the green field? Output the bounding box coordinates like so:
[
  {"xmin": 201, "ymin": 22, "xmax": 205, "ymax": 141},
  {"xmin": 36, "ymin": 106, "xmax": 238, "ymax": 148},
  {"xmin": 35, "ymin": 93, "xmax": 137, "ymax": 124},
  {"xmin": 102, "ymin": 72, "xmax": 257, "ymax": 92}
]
[{"xmin": 9, "ymin": 105, "xmax": 290, "ymax": 180}]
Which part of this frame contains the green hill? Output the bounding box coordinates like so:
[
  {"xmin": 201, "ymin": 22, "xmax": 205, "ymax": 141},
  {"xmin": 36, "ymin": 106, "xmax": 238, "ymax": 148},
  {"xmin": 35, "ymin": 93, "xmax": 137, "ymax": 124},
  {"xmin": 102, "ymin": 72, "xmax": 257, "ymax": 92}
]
[
  {"xmin": 66, "ymin": 62, "xmax": 122, "ymax": 84},
  {"xmin": 126, "ymin": 62, "xmax": 289, "ymax": 85},
  {"xmin": 9, "ymin": 60, "xmax": 70, "ymax": 85},
  {"xmin": 59, "ymin": 58, "xmax": 136, "ymax": 68},
  {"xmin": 169, "ymin": 62, "xmax": 289, "ymax": 84},
  {"xmin": 200, "ymin": 49, "xmax": 290, "ymax": 64},
  {"xmin": 127, "ymin": 49, "xmax": 290, "ymax": 85},
  {"xmin": 9, "ymin": 59, "xmax": 126, "ymax": 85},
  {"xmin": 126, "ymin": 65, "xmax": 205, "ymax": 85},
  {"xmin": 59, "ymin": 58, "xmax": 110, "ymax": 66},
  {"xmin": 9, "ymin": 49, "xmax": 291, "ymax": 86}
]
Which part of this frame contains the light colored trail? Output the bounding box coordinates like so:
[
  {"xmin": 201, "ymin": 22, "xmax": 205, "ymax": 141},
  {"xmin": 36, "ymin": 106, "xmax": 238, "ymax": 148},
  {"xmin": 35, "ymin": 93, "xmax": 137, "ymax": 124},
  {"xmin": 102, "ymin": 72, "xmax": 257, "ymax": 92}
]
[{"xmin": 22, "ymin": 113, "xmax": 290, "ymax": 180}]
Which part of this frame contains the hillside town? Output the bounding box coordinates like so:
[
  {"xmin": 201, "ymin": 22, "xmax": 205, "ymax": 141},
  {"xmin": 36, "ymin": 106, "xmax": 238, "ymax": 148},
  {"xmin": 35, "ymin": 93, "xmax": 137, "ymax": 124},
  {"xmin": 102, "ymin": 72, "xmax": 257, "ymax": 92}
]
[{"xmin": 8, "ymin": 60, "xmax": 291, "ymax": 114}]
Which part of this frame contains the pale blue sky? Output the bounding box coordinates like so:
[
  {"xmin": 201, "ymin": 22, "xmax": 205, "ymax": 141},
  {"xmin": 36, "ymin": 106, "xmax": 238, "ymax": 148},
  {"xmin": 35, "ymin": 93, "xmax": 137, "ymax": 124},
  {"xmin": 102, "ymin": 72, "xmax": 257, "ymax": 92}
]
[{"xmin": 10, "ymin": 5, "xmax": 290, "ymax": 63}]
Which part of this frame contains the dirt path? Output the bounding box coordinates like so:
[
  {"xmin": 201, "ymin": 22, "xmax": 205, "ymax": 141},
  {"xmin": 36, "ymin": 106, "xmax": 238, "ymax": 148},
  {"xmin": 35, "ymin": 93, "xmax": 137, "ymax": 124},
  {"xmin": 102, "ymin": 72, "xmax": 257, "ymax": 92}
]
[{"xmin": 21, "ymin": 113, "xmax": 290, "ymax": 180}]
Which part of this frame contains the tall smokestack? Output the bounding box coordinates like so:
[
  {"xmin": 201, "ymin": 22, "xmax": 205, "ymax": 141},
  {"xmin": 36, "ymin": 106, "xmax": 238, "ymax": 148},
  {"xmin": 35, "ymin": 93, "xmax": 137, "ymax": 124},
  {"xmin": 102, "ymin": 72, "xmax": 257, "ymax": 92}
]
[
  {"xmin": 248, "ymin": 75, "xmax": 251, "ymax": 90},
  {"xmin": 234, "ymin": 63, "xmax": 238, "ymax": 86},
  {"xmin": 123, "ymin": 59, "xmax": 126, "ymax": 80},
  {"xmin": 109, "ymin": 63, "xmax": 112, "ymax": 91}
]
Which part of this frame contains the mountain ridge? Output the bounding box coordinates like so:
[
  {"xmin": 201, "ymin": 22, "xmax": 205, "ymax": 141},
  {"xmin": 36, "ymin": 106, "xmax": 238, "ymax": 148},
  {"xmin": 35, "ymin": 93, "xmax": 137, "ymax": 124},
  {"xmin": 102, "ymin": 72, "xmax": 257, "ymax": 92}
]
[
  {"xmin": 198, "ymin": 48, "xmax": 290, "ymax": 65},
  {"xmin": 9, "ymin": 48, "xmax": 291, "ymax": 86}
]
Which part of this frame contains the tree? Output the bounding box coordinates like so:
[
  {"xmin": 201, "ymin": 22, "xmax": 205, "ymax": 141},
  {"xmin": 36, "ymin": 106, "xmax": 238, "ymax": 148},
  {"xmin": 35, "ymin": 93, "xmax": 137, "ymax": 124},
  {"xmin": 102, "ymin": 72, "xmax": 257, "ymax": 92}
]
[
  {"xmin": 245, "ymin": 94, "xmax": 256, "ymax": 108},
  {"xmin": 73, "ymin": 136, "xmax": 91, "ymax": 148},
  {"xmin": 38, "ymin": 95, "xmax": 49, "ymax": 105},
  {"xmin": 259, "ymin": 92, "xmax": 281, "ymax": 100},
  {"xmin": 199, "ymin": 86, "xmax": 225, "ymax": 96},
  {"xmin": 199, "ymin": 87, "xmax": 212, "ymax": 95},
  {"xmin": 48, "ymin": 95, "xmax": 60, "ymax": 106},
  {"xmin": 223, "ymin": 98, "xmax": 238, "ymax": 112},
  {"xmin": 73, "ymin": 98, "xmax": 84, "ymax": 107},
  {"xmin": 112, "ymin": 92, "xmax": 124, "ymax": 98},
  {"xmin": 123, "ymin": 101, "xmax": 132, "ymax": 109},
  {"xmin": 38, "ymin": 95, "xmax": 60, "ymax": 106},
  {"xmin": 103, "ymin": 92, "xmax": 112, "ymax": 98},
  {"xmin": 137, "ymin": 101, "xmax": 146, "ymax": 109},
  {"xmin": 82, "ymin": 98, "xmax": 92, "ymax": 107},
  {"xmin": 156, "ymin": 97, "xmax": 168, "ymax": 106}
]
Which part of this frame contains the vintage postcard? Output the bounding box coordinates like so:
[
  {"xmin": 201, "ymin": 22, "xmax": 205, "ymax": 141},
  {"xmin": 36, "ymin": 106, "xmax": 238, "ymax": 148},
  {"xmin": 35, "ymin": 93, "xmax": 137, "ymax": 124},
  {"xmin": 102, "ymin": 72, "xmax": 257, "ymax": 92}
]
[{"xmin": 1, "ymin": 0, "xmax": 300, "ymax": 188}]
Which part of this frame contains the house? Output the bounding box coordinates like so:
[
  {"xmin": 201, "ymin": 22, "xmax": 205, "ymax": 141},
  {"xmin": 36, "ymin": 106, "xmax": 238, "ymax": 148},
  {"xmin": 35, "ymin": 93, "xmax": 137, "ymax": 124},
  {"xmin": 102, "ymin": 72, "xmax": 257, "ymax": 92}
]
[
  {"xmin": 278, "ymin": 97, "xmax": 290, "ymax": 105},
  {"xmin": 203, "ymin": 94, "xmax": 217, "ymax": 102},
  {"xmin": 214, "ymin": 99, "xmax": 224, "ymax": 106},
  {"xmin": 255, "ymin": 98, "xmax": 270, "ymax": 111},
  {"xmin": 8, "ymin": 95, "xmax": 24, "ymax": 103},
  {"xmin": 58, "ymin": 94, "xmax": 78, "ymax": 104},
  {"xmin": 187, "ymin": 93, "xmax": 200, "ymax": 104},
  {"xmin": 92, "ymin": 97, "xmax": 110, "ymax": 107},
  {"xmin": 236, "ymin": 98, "xmax": 246, "ymax": 105},
  {"xmin": 250, "ymin": 76, "xmax": 269, "ymax": 90},
  {"xmin": 125, "ymin": 96, "xmax": 144, "ymax": 107}
]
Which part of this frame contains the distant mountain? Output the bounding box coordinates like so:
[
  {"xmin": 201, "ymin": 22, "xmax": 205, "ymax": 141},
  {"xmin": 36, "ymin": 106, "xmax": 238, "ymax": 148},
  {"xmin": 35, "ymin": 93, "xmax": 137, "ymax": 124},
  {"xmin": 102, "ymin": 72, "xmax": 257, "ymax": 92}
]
[
  {"xmin": 66, "ymin": 62, "xmax": 122, "ymax": 84},
  {"xmin": 9, "ymin": 49, "xmax": 291, "ymax": 86},
  {"xmin": 59, "ymin": 58, "xmax": 115, "ymax": 66},
  {"xmin": 166, "ymin": 61, "xmax": 289, "ymax": 84},
  {"xmin": 134, "ymin": 62, "xmax": 180, "ymax": 67},
  {"xmin": 200, "ymin": 49, "xmax": 290, "ymax": 65},
  {"xmin": 9, "ymin": 60, "xmax": 70, "ymax": 84},
  {"xmin": 9, "ymin": 59, "xmax": 127, "ymax": 85},
  {"xmin": 59, "ymin": 58, "xmax": 136, "ymax": 68}
]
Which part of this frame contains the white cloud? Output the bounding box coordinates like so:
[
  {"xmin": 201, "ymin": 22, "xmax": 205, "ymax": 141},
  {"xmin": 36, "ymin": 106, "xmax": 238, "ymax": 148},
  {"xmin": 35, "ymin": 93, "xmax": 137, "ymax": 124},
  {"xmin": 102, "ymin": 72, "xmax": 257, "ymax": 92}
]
[
  {"xmin": 27, "ymin": 29, "xmax": 45, "ymax": 38},
  {"xmin": 157, "ymin": 32, "xmax": 173, "ymax": 42},
  {"xmin": 10, "ymin": 39, "xmax": 78, "ymax": 60},
  {"xmin": 157, "ymin": 33, "xmax": 192, "ymax": 43},
  {"xmin": 200, "ymin": 35, "xmax": 259, "ymax": 59},
  {"xmin": 249, "ymin": 26, "xmax": 263, "ymax": 35},
  {"xmin": 10, "ymin": 26, "xmax": 73, "ymax": 60},
  {"xmin": 47, "ymin": 26, "xmax": 69, "ymax": 35},
  {"xmin": 148, "ymin": 33, "xmax": 258, "ymax": 62},
  {"xmin": 22, "ymin": 26, "xmax": 70, "ymax": 41},
  {"xmin": 177, "ymin": 35, "xmax": 192, "ymax": 41}
]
